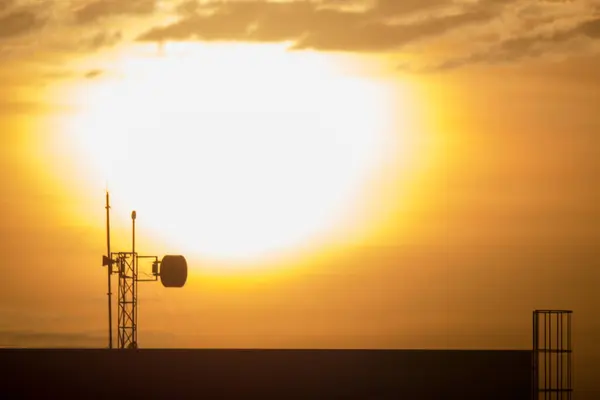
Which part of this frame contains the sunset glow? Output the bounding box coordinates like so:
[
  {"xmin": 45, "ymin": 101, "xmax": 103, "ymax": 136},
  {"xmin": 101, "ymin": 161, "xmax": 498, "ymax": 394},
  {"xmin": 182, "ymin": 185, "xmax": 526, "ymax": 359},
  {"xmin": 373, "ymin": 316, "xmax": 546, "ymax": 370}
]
[
  {"xmin": 3, "ymin": 3, "xmax": 598, "ymax": 392},
  {"xmin": 45, "ymin": 43, "xmax": 423, "ymax": 267}
]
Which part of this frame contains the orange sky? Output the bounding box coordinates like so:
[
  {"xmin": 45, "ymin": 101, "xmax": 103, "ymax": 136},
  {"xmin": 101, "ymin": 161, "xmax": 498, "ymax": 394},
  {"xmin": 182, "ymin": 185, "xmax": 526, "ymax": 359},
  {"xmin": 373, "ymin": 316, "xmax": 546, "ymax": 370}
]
[{"xmin": 1, "ymin": 0, "xmax": 599, "ymax": 392}]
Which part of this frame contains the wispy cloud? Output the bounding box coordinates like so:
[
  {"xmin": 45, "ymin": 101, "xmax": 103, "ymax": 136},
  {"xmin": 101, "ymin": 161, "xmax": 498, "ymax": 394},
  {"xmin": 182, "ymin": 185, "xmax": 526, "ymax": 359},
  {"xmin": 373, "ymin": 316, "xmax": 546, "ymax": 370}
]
[
  {"xmin": 0, "ymin": 0, "xmax": 599, "ymax": 72},
  {"xmin": 84, "ymin": 69, "xmax": 103, "ymax": 79},
  {"xmin": 81, "ymin": 30, "xmax": 122, "ymax": 50},
  {"xmin": 0, "ymin": 9, "xmax": 44, "ymax": 38},
  {"xmin": 408, "ymin": 16, "xmax": 600, "ymax": 72},
  {"xmin": 0, "ymin": 0, "xmax": 15, "ymax": 13},
  {"xmin": 74, "ymin": 0, "xmax": 156, "ymax": 24},
  {"xmin": 136, "ymin": 0, "xmax": 498, "ymax": 52}
]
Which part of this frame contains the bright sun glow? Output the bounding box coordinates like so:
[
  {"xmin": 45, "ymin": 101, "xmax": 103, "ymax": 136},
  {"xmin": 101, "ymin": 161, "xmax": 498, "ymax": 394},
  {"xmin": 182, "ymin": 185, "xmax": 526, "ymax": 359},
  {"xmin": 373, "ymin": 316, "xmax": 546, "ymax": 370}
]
[{"xmin": 53, "ymin": 42, "xmax": 414, "ymax": 266}]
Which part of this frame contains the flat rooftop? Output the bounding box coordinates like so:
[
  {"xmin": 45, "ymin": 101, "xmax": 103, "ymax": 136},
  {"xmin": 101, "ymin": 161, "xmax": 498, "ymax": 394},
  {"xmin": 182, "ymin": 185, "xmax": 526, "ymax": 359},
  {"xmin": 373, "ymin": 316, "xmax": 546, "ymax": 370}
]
[{"xmin": 1, "ymin": 349, "xmax": 532, "ymax": 399}]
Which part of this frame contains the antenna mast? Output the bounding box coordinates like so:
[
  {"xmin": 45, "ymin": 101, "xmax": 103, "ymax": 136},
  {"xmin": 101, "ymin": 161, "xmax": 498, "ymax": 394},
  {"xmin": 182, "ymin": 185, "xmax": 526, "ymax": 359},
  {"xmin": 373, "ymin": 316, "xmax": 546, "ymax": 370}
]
[
  {"xmin": 105, "ymin": 191, "xmax": 113, "ymax": 349},
  {"xmin": 102, "ymin": 193, "xmax": 188, "ymax": 349}
]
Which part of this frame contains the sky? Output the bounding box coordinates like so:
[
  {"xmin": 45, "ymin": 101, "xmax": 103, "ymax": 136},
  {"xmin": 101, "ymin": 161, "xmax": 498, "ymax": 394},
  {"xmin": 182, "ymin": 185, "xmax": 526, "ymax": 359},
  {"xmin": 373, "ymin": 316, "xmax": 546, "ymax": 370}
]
[{"xmin": 1, "ymin": 0, "xmax": 599, "ymax": 392}]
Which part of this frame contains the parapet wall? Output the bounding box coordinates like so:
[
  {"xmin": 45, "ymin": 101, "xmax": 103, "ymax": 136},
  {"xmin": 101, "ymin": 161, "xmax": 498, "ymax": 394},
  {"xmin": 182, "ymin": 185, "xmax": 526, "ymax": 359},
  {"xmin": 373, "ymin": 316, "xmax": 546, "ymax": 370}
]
[{"xmin": 0, "ymin": 349, "xmax": 532, "ymax": 399}]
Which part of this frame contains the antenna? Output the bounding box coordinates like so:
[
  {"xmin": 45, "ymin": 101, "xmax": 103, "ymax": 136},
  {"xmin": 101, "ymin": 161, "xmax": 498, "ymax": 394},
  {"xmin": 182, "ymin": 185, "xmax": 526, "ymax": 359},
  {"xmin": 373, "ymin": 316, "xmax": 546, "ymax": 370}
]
[
  {"xmin": 105, "ymin": 191, "xmax": 113, "ymax": 349},
  {"xmin": 102, "ymin": 194, "xmax": 187, "ymax": 349}
]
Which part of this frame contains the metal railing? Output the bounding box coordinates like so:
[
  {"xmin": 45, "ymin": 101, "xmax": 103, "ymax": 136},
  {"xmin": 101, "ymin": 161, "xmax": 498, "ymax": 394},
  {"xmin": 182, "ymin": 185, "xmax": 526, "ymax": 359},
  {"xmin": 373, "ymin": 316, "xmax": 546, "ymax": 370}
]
[{"xmin": 533, "ymin": 310, "xmax": 573, "ymax": 399}]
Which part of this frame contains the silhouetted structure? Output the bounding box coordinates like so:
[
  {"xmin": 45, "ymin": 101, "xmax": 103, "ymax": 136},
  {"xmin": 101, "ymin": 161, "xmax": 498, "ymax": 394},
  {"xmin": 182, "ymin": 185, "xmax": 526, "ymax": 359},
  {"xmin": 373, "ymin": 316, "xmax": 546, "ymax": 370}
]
[
  {"xmin": 0, "ymin": 349, "xmax": 532, "ymax": 399},
  {"xmin": 101, "ymin": 192, "xmax": 188, "ymax": 349},
  {"xmin": 533, "ymin": 310, "xmax": 573, "ymax": 399}
]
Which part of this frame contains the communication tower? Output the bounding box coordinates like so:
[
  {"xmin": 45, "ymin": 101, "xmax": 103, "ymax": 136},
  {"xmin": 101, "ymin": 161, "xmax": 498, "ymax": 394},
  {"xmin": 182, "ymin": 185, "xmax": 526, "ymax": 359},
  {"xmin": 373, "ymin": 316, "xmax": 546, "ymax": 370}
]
[{"xmin": 102, "ymin": 192, "xmax": 187, "ymax": 349}]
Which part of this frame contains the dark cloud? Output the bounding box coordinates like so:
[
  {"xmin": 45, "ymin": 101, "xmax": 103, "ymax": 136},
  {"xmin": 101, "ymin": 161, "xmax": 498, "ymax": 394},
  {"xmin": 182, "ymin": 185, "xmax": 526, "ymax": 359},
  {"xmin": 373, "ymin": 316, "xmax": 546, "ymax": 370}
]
[
  {"xmin": 578, "ymin": 17, "xmax": 600, "ymax": 38},
  {"xmin": 137, "ymin": 1, "xmax": 494, "ymax": 52},
  {"xmin": 409, "ymin": 17, "xmax": 600, "ymax": 72},
  {"xmin": 0, "ymin": 0, "xmax": 594, "ymax": 71},
  {"xmin": 74, "ymin": 0, "xmax": 156, "ymax": 24},
  {"xmin": 84, "ymin": 69, "xmax": 103, "ymax": 79},
  {"xmin": 373, "ymin": 0, "xmax": 448, "ymax": 16},
  {"xmin": 294, "ymin": 9, "xmax": 492, "ymax": 52},
  {"xmin": 83, "ymin": 30, "xmax": 122, "ymax": 49},
  {"xmin": 0, "ymin": 10, "xmax": 44, "ymax": 38},
  {"xmin": 317, "ymin": 0, "xmax": 368, "ymax": 11},
  {"xmin": 139, "ymin": 1, "xmax": 314, "ymax": 42},
  {"xmin": 176, "ymin": 0, "xmax": 200, "ymax": 16},
  {"xmin": 0, "ymin": 0, "xmax": 14, "ymax": 13}
]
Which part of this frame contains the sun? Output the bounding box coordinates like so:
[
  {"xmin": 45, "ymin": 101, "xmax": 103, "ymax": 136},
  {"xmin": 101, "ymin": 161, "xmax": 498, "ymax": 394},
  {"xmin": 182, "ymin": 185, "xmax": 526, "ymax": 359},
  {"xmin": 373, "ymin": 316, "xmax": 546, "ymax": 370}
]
[{"xmin": 50, "ymin": 42, "xmax": 410, "ymax": 267}]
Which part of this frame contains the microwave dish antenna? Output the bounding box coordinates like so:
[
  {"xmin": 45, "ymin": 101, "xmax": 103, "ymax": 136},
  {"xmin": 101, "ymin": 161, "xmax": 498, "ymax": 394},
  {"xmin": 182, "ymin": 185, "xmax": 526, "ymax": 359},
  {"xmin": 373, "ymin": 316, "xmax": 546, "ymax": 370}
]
[{"xmin": 102, "ymin": 191, "xmax": 188, "ymax": 349}]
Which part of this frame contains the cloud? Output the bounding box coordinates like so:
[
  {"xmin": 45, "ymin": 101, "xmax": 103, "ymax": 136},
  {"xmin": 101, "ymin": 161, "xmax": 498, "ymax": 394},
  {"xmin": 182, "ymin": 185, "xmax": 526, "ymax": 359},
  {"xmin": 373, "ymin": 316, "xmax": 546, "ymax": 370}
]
[
  {"xmin": 293, "ymin": 8, "xmax": 492, "ymax": 52},
  {"xmin": 176, "ymin": 0, "xmax": 200, "ymax": 16},
  {"xmin": 82, "ymin": 30, "xmax": 122, "ymax": 50},
  {"xmin": 0, "ymin": 0, "xmax": 14, "ymax": 13},
  {"xmin": 74, "ymin": 0, "xmax": 156, "ymax": 24},
  {"xmin": 411, "ymin": 16, "xmax": 600, "ymax": 72},
  {"xmin": 0, "ymin": 10, "xmax": 44, "ymax": 38},
  {"xmin": 84, "ymin": 69, "xmax": 103, "ymax": 79},
  {"xmin": 372, "ymin": 0, "xmax": 448, "ymax": 16},
  {"xmin": 137, "ymin": 0, "xmax": 495, "ymax": 52},
  {"xmin": 579, "ymin": 17, "xmax": 600, "ymax": 38},
  {"xmin": 0, "ymin": 0, "xmax": 597, "ymax": 72}
]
